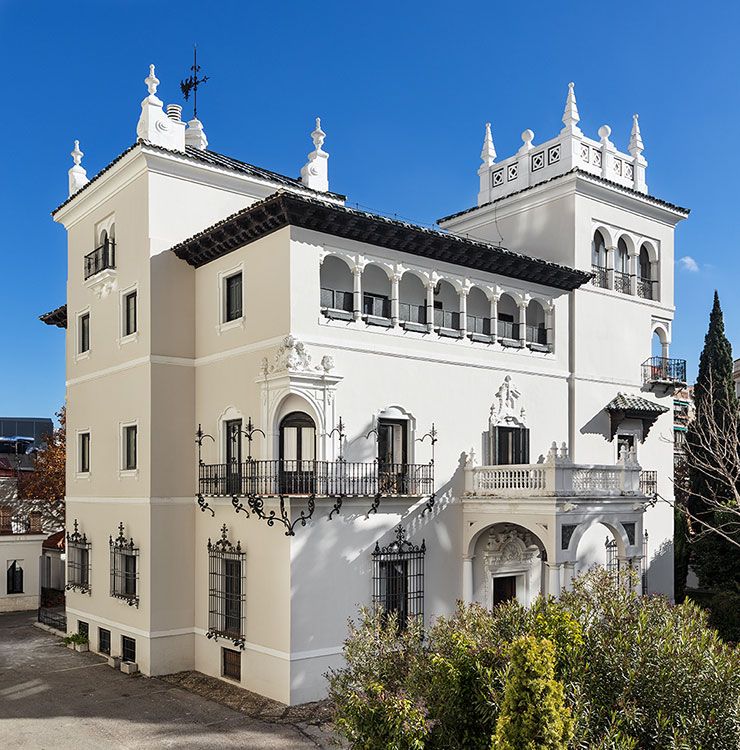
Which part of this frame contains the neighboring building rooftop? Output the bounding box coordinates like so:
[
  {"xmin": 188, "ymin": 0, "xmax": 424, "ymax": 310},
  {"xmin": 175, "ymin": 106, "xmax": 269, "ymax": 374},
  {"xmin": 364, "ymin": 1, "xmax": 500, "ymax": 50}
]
[
  {"xmin": 40, "ymin": 305, "xmax": 67, "ymax": 328},
  {"xmin": 0, "ymin": 417, "xmax": 53, "ymax": 446},
  {"xmin": 171, "ymin": 190, "xmax": 591, "ymax": 291}
]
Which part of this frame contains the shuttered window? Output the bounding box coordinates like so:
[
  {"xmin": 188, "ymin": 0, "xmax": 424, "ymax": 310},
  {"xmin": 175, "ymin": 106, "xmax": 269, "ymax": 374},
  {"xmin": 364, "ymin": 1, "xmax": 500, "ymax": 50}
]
[{"xmin": 224, "ymin": 273, "xmax": 243, "ymax": 322}]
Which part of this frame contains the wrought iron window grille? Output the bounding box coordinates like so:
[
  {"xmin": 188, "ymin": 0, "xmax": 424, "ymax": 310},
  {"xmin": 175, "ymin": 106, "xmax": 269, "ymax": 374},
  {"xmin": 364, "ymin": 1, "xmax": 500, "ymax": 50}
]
[
  {"xmin": 372, "ymin": 525, "xmax": 425, "ymax": 629},
  {"xmin": 207, "ymin": 525, "xmax": 246, "ymax": 649},
  {"xmin": 109, "ymin": 522, "xmax": 139, "ymax": 607},
  {"xmin": 196, "ymin": 417, "xmax": 437, "ymax": 533},
  {"xmin": 605, "ymin": 530, "xmax": 649, "ymax": 594},
  {"xmin": 66, "ymin": 519, "xmax": 92, "ymax": 594}
]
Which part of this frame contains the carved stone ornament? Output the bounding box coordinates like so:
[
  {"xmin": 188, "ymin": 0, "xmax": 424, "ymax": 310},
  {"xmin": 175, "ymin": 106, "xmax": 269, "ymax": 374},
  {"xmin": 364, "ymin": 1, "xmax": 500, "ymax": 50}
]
[
  {"xmin": 490, "ymin": 375, "xmax": 527, "ymax": 427},
  {"xmin": 483, "ymin": 526, "xmax": 539, "ymax": 568},
  {"xmin": 260, "ymin": 336, "xmax": 336, "ymax": 377}
]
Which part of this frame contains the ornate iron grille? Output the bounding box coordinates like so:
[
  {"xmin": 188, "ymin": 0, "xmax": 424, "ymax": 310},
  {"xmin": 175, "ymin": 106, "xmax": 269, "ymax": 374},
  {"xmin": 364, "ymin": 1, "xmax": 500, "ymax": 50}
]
[
  {"xmin": 605, "ymin": 532, "xmax": 650, "ymax": 594},
  {"xmin": 613, "ymin": 270, "xmax": 631, "ymax": 294},
  {"xmin": 84, "ymin": 240, "xmax": 116, "ymax": 280},
  {"xmin": 591, "ymin": 264, "xmax": 608, "ymax": 288},
  {"xmin": 639, "ymin": 470, "xmax": 658, "ymax": 498},
  {"xmin": 641, "ymin": 357, "xmax": 687, "ymax": 386},
  {"xmin": 110, "ymin": 522, "xmax": 139, "ymax": 607},
  {"xmin": 372, "ymin": 525, "xmax": 425, "ymax": 628},
  {"xmin": 66, "ymin": 519, "xmax": 91, "ymax": 594},
  {"xmin": 207, "ymin": 525, "xmax": 246, "ymax": 649},
  {"xmin": 636, "ymin": 277, "xmax": 654, "ymax": 299}
]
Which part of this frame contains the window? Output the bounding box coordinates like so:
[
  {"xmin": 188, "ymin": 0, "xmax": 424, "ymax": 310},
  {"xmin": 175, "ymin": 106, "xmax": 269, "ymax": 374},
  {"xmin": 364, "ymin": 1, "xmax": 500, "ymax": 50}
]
[
  {"xmin": 224, "ymin": 272, "xmax": 243, "ymax": 322},
  {"xmin": 124, "ymin": 290, "xmax": 137, "ymax": 336},
  {"xmin": 123, "ymin": 424, "xmax": 137, "ymax": 471},
  {"xmin": 7, "ymin": 560, "xmax": 23, "ymax": 594},
  {"xmin": 279, "ymin": 412, "xmax": 316, "ymax": 494},
  {"xmin": 207, "ymin": 526, "xmax": 246, "ymax": 646},
  {"xmin": 224, "ymin": 419, "xmax": 243, "ymax": 496},
  {"xmin": 77, "ymin": 620, "xmax": 89, "ymax": 638},
  {"xmin": 372, "ymin": 525, "xmax": 424, "ymax": 629},
  {"xmin": 490, "ymin": 426, "xmax": 530, "ymax": 465},
  {"xmin": 222, "ymin": 647, "xmax": 242, "ymax": 681},
  {"xmin": 79, "ymin": 432, "xmax": 90, "ymax": 474},
  {"xmin": 363, "ymin": 292, "xmax": 391, "ymax": 319},
  {"xmin": 110, "ymin": 522, "xmax": 139, "ymax": 607},
  {"xmin": 79, "ymin": 312, "xmax": 90, "ymax": 354},
  {"xmin": 98, "ymin": 627, "xmax": 111, "ymax": 655},
  {"xmin": 121, "ymin": 636, "xmax": 136, "ymax": 663},
  {"xmin": 66, "ymin": 519, "xmax": 91, "ymax": 593},
  {"xmin": 378, "ymin": 418, "xmax": 410, "ymax": 494},
  {"xmin": 591, "ymin": 231, "xmax": 608, "ymax": 288}
]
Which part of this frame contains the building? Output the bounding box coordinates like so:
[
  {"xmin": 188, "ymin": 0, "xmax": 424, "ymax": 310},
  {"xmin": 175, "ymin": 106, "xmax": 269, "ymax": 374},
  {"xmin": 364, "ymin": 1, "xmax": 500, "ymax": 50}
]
[
  {"xmin": 0, "ymin": 507, "xmax": 47, "ymax": 612},
  {"xmin": 42, "ymin": 70, "xmax": 687, "ymax": 704},
  {"xmin": 0, "ymin": 417, "xmax": 54, "ymax": 448},
  {"xmin": 673, "ymin": 385, "xmax": 694, "ymax": 464}
]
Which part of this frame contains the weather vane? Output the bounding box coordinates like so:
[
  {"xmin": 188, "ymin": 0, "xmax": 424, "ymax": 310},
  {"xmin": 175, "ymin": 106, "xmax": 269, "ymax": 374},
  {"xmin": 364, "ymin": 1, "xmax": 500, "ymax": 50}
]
[{"xmin": 180, "ymin": 45, "xmax": 209, "ymax": 119}]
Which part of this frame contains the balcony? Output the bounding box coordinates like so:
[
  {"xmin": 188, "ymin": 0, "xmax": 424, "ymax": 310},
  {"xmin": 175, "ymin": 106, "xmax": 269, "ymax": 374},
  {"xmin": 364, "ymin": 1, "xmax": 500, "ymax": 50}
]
[
  {"xmin": 642, "ymin": 357, "xmax": 687, "ymax": 394},
  {"xmin": 199, "ymin": 459, "xmax": 434, "ymax": 499},
  {"xmin": 591, "ymin": 264, "xmax": 608, "ymax": 289},
  {"xmin": 433, "ymin": 308, "xmax": 462, "ymax": 338},
  {"xmin": 399, "ymin": 302, "xmax": 427, "ymax": 332},
  {"xmin": 613, "ymin": 270, "xmax": 631, "ymax": 295},
  {"xmin": 84, "ymin": 240, "xmax": 116, "ymax": 280},
  {"xmin": 636, "ymin": 277, "xmax": 654, "ymax": 300}
]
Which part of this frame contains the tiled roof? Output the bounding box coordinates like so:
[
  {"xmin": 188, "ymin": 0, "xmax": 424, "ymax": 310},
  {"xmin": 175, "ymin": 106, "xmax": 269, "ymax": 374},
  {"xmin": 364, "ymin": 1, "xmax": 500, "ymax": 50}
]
[
  {"xmin": 606, "ymin": 393, "xmax": 669, "ymax": 414},
  {"xmin": 40, "ymin": 304, "xmax": 67, "ymax": 328},
  {"xmin": 51, "ymin": 141, "xmax": 345, "ymax": 216},
  {"xmin": 171, "ymin": 191, "xmax": 592, "ymax": 291},
  {"xmin": 438, "ymin": 168, "xmax": 690, "ymax": 224},
  {"xmin": 43, "ymin": 530, "xmax": 65, "ymax": 550}
]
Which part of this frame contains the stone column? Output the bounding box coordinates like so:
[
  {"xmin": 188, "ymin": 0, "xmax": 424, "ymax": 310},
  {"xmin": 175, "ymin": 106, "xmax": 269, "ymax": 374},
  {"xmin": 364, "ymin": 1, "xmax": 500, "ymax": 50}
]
[
  {"xmin": 517, "ymin": 299, "xmax": 528, "ymax": 347},
  {"xmin": 391, "ymin": 273, "xmax": 401, "ymax": 327},
  {"xmin": 605, "ymin": 245, "xmax": 616, "ymax": 290},
  {"xmin": 547, "ymin": 563, "xmax": 562, "ymax": 599},
  {"xmin": 459, "ymin": 288, "xmax": 468, "ymax": 336},
  {"xmin": 490, "ymin": 295, "xmax": 499, "ymax": 340},
  {"xmin": 352, "ymin": 267, "xmax": 363, "ymax": 322},
  {"xmin": 629, "ymin": 251, "xmax": 637, "ymax": 295},
  {"xmin": 425, "ymin": 282, "xmax": 435, "ymax": 333},
  {"xmin": 462, "ymin": 557, "xmax": 474, "ymax": 604}
]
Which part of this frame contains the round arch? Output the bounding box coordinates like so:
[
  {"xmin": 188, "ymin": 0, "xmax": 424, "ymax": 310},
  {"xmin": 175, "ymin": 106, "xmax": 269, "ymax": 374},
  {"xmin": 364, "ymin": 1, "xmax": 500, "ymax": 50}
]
[{"xmin": 566, "ymin": 517, "xmax": 632, "ymax": 560}]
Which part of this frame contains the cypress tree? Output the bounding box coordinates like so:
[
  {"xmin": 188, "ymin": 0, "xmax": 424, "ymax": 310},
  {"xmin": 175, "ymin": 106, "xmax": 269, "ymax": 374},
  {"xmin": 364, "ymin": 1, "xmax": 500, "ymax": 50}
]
[{"xmin": 685, "ymin": 291, "xmax": 740, "ymax": 592}]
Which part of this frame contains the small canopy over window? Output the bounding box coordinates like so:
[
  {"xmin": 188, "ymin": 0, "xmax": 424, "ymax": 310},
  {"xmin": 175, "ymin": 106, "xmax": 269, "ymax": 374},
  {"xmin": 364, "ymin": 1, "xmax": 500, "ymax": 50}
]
[{"xmin": 605, "ymin": 393, "xmax": 669, "ymax": 440}]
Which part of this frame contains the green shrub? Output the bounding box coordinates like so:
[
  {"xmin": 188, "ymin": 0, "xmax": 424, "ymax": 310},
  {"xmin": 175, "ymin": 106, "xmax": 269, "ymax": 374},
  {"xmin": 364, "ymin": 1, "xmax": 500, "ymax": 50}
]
[
  {"xmin": 63, "ymin": 632, "xmax": 88, "ymax": 646},
  {"xmin": 329, "ymin": 569, "xmax": 740, "ymax": 750},
  {"xmin": 491, "ymin": 636, "xmax": 573, "ymax": 750},
  {"xmin": 708, "ymin": 591, "xmax": 740, "ymax": 643}
]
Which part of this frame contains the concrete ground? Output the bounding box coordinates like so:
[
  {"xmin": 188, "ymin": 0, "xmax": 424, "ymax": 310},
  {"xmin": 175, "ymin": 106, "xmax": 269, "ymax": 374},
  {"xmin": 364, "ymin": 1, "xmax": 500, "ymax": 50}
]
[{"xmin": 0, "ymin": 611, "xmax": 337, "ymax": 749}]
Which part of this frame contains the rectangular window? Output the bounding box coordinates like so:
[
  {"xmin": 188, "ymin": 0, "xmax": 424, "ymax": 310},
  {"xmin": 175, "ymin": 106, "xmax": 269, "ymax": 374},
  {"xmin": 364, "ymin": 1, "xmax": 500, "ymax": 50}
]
[
  {"xmin": 491, "ymin": 426, "xmax": 529, "ymax": 465},
  {"xmin": 363, "ymin": 292, "xmax": 390, "ymax": 319},
  {"xmin": 110, "ymin": 525, "xmax": 139, "ymax": 606},
  {"xmin": 123, "ymin": 425, "xmax": 137, "ymax": 471},
  {"xmin": 79, "ymin": 313, "xmax": 90, "ymax": 353},
  {"xmin": 98, "ymin": 627, "xmax": 111, "ymax": 655},
  {"xmin": 79, "ymin": 432, "xmax": 90, "ymax": 473},
  {"xmin": 208, "ymin": 531, "xmax": 245, "ymax": 643},
  {"xmin": 222, "ymin": 647, "xmax": 242, "ymax": 681},
  {"xmin": 224, "ymin": 272, "xmax": 243, "ymax": 322},
  {"xmin": 77, "ymin": 620, "xmax": 89, "ymax": 638},
  {"xmin": 124, "ymin": 554, "xmax": 137, "ymax": 596},
  {"xmin": 121, "ymin": 636, "xmax": 136, "ymax": 663},
  {"xmin": 67, "ymin": 524, "xmax": 91, "ymax": 593},
  {"xmin": 7, "ymin": 560, "xmax": 23, "ymax": 594},
  {"xmin": 124, "ymin": 291, "xmax": 137, "ymax": 336}
]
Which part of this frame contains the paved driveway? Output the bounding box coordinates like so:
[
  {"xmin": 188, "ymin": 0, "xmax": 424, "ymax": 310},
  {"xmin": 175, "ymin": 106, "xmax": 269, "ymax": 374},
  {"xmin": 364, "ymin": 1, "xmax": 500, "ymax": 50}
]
[{"xmin": 0, "ymin": 611, "xmax": 335, "ymax": 749}]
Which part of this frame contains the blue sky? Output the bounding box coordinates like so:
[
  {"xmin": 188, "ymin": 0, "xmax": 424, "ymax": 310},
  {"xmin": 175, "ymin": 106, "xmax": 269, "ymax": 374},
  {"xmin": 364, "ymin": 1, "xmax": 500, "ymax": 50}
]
[{"xmin": 0, "ymin": 0, "xmax": 737, "ymax": 420}]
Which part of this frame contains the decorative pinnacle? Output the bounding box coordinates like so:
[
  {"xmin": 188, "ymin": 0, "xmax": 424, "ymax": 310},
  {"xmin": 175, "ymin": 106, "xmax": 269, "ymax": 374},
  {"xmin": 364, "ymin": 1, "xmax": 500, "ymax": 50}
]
[
  {"xmin": 71, "ymin": 140, "xmax": 84, "ymax": 167},
  {"xmin": 480, "ymin": 122, "xmax": 496, "ymax": 166},
  {"xmin": 628, "ymin": 113, "xmax": 644, "ymax": 157},
  {"xmin": 311, "ymin": 117, "xmax": 326, "ymax": 151},
  {"xmin": 561, "ymin": 81, "xmax": 581, "ymax": 134},
  {"xmin": 145, "ymin": 64, "xmax": 160, "ymax": 96}
]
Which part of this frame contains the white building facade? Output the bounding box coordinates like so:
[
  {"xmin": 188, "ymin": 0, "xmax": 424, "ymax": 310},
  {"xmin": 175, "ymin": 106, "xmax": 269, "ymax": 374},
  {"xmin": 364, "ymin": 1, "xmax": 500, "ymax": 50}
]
[{"xmin": 45, "ymin": 69, "xmax": 688, "ymax": 704}]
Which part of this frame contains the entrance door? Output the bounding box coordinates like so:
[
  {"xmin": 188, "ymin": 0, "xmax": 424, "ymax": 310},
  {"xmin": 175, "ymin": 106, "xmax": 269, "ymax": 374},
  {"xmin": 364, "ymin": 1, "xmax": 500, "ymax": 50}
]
[
  {"xmin": 279, "ymin": 412, "xmax": 316, "ymax": 494},
  {"xmin": 493, "ymin": 575, "xmax": 517, "ymax": 605},
  {"xmin": 378, "ymin": 419, "xmax": 408, "ymax": 494},
  {"xmin": 225, "ymin": 419, "xmax": 242, "ymax": 495}
]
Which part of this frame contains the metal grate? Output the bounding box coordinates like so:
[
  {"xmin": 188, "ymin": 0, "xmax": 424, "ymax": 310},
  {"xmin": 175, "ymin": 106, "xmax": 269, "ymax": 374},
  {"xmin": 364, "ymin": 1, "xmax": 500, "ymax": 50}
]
[
  {"xmin": 207, "ymin": 525, "xmax": 246, "ymax": 649},
  {"xmin": 591, "ymin": 264, "xmax": 608, "ymax": 288},
  {"xmin": 99, "ymin": 627, "xmax": 111, "ymax": 655},
  {"xmin": 66, "ymin": 519, "xmax": 92, "ymax": 594},
  {"xmin": 122, "ymin": 635, "xmax": 136, "ymax": 663},
  {"xmin": 37, "ymin": 607, "xmax": 66, "ymax": 631},
  {"xmin": 606, "ymin": 532, "xmax": 650, "ymax": 594},
  {"xmin": 613, "ymin": 270, "xmax": 631, "ymax": 294},
  {"xmin": 222, "ymin": 647, "xmax": 242, "ymax": 681},
  {"xmin": 110, "ymin": 523, "xmax": 139, "ymax": 607},
  {"xmin": 372, "ymin": 525, "xmax": 425, "ymax": 629},
  {"xmin": 639, "ymin": 470, "xmax": 658, "ymax": 498}
]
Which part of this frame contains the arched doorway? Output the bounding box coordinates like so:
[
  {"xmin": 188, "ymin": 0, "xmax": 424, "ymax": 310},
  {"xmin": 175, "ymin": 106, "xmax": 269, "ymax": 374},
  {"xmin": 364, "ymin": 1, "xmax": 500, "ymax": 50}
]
[{"xmin": 279, "ymin": 411, "xmax": 316, "ymax": 494}]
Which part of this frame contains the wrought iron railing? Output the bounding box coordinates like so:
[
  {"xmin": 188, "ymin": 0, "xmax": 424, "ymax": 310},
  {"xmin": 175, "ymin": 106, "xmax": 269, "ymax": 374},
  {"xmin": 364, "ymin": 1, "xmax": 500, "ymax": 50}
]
[
  {"xmin": 199, "ymin": 459, "xmax": 434, "ymax": 498},
  {"xmin": 320, "ymin": 287, "xmax": 353, "ymax": 312},
  {"xmin": 641, "ymin": 357, "xmax": 687, "ymax": 386},
  {"xmin": 37, "ymin": 607, "xmax": 66, "ymax": 632},
  {"xmin": 639, "ymin": 470, "xmax": 658, "ymax": 497},
  {"xmin": 399, "ymin": 302, "xmax": 427, "ymax": 325},
  {"xmin": 591, "ymin": 264, "xmax": 608, "ymax": 288},
  {"xmin": 613, "ymin": 270, "xmax": 631, "ymax": 294},
  {"xmin": 84, "ymin": 240, "xmax": 116, "ymax": 280},
  {"xmin": 636, "ymin": 277, "xmax": 654, "ymax": 300}
]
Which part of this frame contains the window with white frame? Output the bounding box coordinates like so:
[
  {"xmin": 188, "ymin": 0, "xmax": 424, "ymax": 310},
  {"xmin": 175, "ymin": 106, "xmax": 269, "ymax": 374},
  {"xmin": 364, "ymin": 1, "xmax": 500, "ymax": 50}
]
[
  {"xmin": 223, "ymin": 271, "xmax": 243, "ymax": 323},
  {"xmin": 78, "ymin": 431, "xmax": 90, "ymax": 474},
  {"xmin": 122, "ymin": 424, "xmax": 137, "ymax": 471},
  {"xmin": 66, "ymin": 519, "xmax": 91, "ymax": 594},
  {"xmin": 123, "ymin": 290, "xmax": 137, "ymax": 337},
  {"xmin": 110, "ymin": 522, "xmax": 139, "ymax": 607},
  {"xmin": 78, "ymin": 311, "xmax": 90, "ymax": 354}
]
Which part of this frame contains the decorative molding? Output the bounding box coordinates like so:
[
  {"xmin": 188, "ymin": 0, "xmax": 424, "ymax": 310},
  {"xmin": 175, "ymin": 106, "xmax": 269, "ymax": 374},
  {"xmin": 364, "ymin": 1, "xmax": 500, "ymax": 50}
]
[{"xmin": 490, "ymin": 375, "xmax": 527, "ymax": 428}]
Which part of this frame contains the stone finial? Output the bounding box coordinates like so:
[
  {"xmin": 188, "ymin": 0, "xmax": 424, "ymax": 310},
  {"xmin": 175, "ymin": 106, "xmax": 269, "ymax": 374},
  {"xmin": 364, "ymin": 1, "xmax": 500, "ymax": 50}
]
[
  {"xmin": 300, "ymin": 117, "xmax": 330, "ymax": 192},
  {"xmin": 517, "ymin": 129, "xmax": 534, "ymax": 154},
  {"xmin": 561, "ymin": 81, "xmax": 581, "ymax": 134},
  {"xmin": 598, "ymin": 124, "xmax": 612, "ymax": 145},
  {"xmin": 480, "ymin": 122, "xmax": 496, "ymax": 166},
  {"xmin": 185, "ymin": 117, "xmax": 208, "ymax": 150},
  {"xmin": 68, "ymin": 139, "xmax": 89, "ymax": 196},
  {"xmin": 136, "ymin": 63, "xmax": 185, "ymax": 151},
  {"xmin": 628, "ymin": 113, "xmax": 644, "ymax": 157},
  {"xmin": 145, "ymin": 64, "xmax": 160, "ymax": 99}
]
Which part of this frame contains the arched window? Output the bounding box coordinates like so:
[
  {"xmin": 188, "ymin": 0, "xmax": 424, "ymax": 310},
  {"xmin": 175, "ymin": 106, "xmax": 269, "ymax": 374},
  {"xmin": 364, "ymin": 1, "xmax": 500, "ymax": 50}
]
[
  {"xmin": 637, "ymin": 245, "xmax": 654, "ymax": 300},
  {"xmin": 525, "ymin": 300, "xmax": 548, "ymax": 348},
  {"xmin": 497, "ymin": 294, "xmax": 519, "ymax": 342},
  {"xmin": 614, "ymin": 238, "xmax": 630, "ymax": 294},
  {"xmin": 432, "ymin": 279, "xmax": 460, "ymax": 334},
  {"xmin": 320, "ymin": 256, "xmax": 354, "ymax": 319},
  {"xmin": 279, "ymin": 412, "xmax": 316, "ymax": 494},
  {"xmin": 362, "ymin": 264, "xmax": 392, "ymax": 324},
  {"xmin": 398, "ymin": 272, "xmax": 427, "ymax": 329},
  {"xmin": 591, "ymin": 231, "xmax": 608, "ymax": 288}
]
